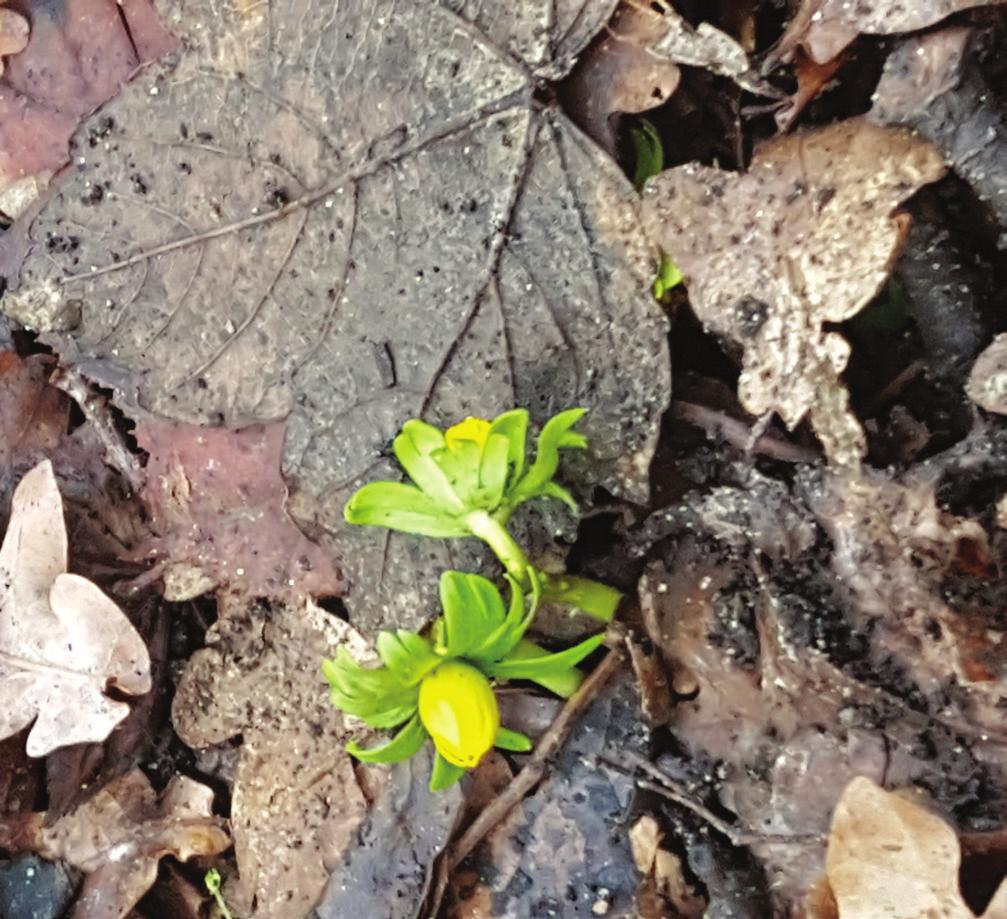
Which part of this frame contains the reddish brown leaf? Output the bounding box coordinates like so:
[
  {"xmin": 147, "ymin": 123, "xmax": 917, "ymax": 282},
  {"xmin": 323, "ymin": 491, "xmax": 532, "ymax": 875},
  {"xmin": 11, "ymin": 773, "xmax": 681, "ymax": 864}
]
[
  {"xmin": 0, "ymin": 0, "xmax": 176, "ymax": 196},
  {"xmin": 134, "ymin": 419, "xmax": 342, "ymax": 601}
]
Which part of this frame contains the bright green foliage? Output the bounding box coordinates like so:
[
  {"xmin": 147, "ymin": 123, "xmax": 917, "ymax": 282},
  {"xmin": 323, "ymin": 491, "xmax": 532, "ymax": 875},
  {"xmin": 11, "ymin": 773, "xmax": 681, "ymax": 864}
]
[
  {"xmin": 629, "ymin": 118, "xmax": 664, "ymax": 191},
  {"xmin": 653, "ymin": 253, "xmax": 684, "ymax": 300},
  {"xmin": 323, "ymin": 571, "xmax": 604, "ymax": 790},
  {"xmin": 344, "ymin": 408, "xmax": 622, "ymax": 622},
  {"xmin": 204, "ymin": 869, "xmax": 234, "ymax": 919}
]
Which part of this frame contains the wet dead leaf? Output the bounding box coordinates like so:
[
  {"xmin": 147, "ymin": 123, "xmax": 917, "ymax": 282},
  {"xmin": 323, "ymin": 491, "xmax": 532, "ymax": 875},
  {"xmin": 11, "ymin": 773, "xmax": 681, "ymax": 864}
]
[
  {"xmin": 456, "ymin": 669, "xmax": 643, "ymax": 918},
  {"xmin": 0, "ymin": 0, "xmax": 175, "ymax": 200},
  {"xmin": 776, "ymin": 0, "xmax": 1006, "ymax": 65},
  {"xmin": 1, "ymin": 0, "xmax": 670, "ymax": 633},
  {"xmin": 823, "ymin": 776, "xmax": 1007, "ymax": 919},
  {"xmin": 173, "ymin": 598, "xmax": 369, "ymax": 918},
  {"xmin": 133, "ymin": 418, "xmax": 342, "ymax": 601},
  {"xmin": 642, "ymin": 118, "xmax": 945, "ymax": 466},
  {"xmin": 0, "ymin": 460, "xmax": 150, "ymax": 757},
  {"xmin": 561, "ymin": 2, "xmax": 681, "ymax": 155},
  {"xmin": 5, "ymin": 769, "xmax": 229, "ymax": 919},
  {"xmin": 870, "ymin": 26, "xmax": 1007, "ymax": 245},
  {"xmin": 316, "ymin": 746, "xmax": 462, "ymax": 919}
]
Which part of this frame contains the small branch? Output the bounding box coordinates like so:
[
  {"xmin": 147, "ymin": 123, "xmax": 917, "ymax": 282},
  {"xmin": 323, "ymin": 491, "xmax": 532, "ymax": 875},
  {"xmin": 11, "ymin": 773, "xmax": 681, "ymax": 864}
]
[
  {"xmin": 612, "ymin": 751, "xmax": 825, "ymax": 847},
  {"xmin": 425, "ymin": 644, "xmax": 625, "ymax": 916},
  {"xmin": 671, "ymin": 401, "xmax": 819, "ymax": 464}
]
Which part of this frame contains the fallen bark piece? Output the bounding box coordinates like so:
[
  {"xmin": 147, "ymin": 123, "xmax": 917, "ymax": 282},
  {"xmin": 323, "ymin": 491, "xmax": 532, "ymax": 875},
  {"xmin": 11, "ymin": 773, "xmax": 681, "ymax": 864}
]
[
  {"xmin": 6, "ymin": 769, "xmax": 229, "ymax": 919},
  {"xmin": 642, "ymin": 118, "xmax": 945, "ymax": 466},
  {"xmin": 0, "ymin": 460, "xmax": 150, "ymax": 757}
]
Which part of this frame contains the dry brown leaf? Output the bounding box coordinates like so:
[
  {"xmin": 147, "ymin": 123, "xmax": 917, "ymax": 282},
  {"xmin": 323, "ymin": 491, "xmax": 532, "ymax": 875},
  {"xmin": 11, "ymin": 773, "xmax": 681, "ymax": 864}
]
[
  {"xmin": 776, "ymin": 0, "xmax": 1006, "ymax": 65},
  {"xmin": 7, "ymin": 769, "xmax": 229, "ymax": 919},
  {"xmin": 642, "ymin": 118, "xmax": 945, "ymax": 466},
  {"xmin": 173, "ymin": 598, "xmax": 370, "ymax": 918},
  {"xmin": 133, "ymin": 419, "xmax": 342, "ymax": 602},
  {"xmin": 561, "ymin": 2, "xmax": 680, "ymax": 155},
  {"xmin": 0, "ymin": 459, "xmax": 150, "ymax": 757},
  {"xmin": 823, "ymin": 776, "xmax": 1007, "ymax": 919},
  {"xmin": 0, "ymin": 7, "xmax": 28, "ymax": 70},
  {"xmin": 968, "ymin": 334, "xmax": 1007, "ymax": 415}
]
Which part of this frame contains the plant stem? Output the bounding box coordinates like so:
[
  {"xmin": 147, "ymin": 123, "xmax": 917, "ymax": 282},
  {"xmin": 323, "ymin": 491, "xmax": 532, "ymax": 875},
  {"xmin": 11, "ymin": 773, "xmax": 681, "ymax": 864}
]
[{"xmin": 464, "ymin": 511, "xmax": 622, "ymax": 621}]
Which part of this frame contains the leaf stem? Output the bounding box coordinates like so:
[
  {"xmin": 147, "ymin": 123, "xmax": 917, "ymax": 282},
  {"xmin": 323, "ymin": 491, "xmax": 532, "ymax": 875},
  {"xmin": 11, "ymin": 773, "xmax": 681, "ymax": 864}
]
[{"xmin": 464, "ymin": 511, "xmax": 621, "ymax": 621}]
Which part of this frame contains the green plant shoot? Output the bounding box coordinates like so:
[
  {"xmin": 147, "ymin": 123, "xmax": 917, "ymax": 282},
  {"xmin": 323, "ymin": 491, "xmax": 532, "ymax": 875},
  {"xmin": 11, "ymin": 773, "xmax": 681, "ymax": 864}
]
[
  {"xmin": 344, "ymin": 408, "xmax": 622, "ymax": 621},
  {"xmin": 629, "ymin": 118, "xmax": 664, "ymax": 192},
  {"xmin": 204, "ymin": 869, "xmax": 234, "ymax": 919},
  {"xmin": 323, "ymin": 570, "xmax": 605, "ymax": 790},
  {"xmin": 652, "ymin": 252, "xmax": 684, "ymax": 300}
]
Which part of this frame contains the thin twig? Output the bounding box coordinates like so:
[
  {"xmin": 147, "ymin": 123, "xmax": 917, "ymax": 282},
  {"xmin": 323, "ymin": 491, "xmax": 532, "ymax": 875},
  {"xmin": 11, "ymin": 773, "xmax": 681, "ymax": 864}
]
[
  {"xmin": 50, "ymin": 367, "xmax": 144, "ymax": 493},
  {"xmin": 671, "ymin": 401, "xmax": 819, "ymax": 464},
  {"xmin": 426, "ymin": 644, "xmax": 626, "ymax": 916},
  {"xmin": 612, "ymin": 751, "xmax": 825, "ymax": 847}
]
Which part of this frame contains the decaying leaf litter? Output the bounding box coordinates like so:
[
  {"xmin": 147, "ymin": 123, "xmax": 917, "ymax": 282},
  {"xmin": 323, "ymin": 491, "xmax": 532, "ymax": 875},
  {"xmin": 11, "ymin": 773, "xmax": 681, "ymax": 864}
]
[{"xmin": 0, "ymin": 0, "xmax": 1005, "ymax": 915}]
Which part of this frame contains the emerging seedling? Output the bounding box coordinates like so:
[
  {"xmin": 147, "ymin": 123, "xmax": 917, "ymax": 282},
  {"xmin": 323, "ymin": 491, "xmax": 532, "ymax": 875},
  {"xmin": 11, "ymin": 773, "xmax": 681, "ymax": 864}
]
[
  {"xmin": 344, "ymin": 408, "xmax": 622, "ymax": 621},
  {"xmin": 204, "ymin": 869, "xmax": 234, "ymax": 919},
  {"xmin": 323, "ymin": 570, "xmax": 605, "ymax": 790}
]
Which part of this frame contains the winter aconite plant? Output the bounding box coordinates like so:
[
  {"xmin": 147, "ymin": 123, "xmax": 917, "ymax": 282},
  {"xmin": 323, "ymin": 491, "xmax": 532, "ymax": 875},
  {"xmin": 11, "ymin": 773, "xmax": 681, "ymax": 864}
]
[
  {"xmin": 323, "ymin": 571, "xmax": 604, "ymax": 790},
  {"xmin": 344, "ymin": 408, "xmax": 622, "ymax": 621}
]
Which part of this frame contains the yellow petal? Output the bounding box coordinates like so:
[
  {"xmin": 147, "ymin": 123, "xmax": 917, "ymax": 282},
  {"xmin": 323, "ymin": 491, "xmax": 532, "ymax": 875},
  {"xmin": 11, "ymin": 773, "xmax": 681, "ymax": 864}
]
[
  {"xmin": 444, "ymin": 416, "xmax": 491, "ymax": 452},
  {"xmin": 418, "ymin": 660, "xmax": 499, "ymax": 768}
]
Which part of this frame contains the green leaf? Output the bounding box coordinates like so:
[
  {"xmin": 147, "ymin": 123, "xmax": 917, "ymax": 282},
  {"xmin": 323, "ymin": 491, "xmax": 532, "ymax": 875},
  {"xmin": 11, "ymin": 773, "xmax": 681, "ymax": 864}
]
[
  {"xmin": 470, "ymin": 573, "xmax": 539, "ymax": 664},
  {"xmin": 488, "ymin": 409, "xmax": 529, "ymax": 488},
  {"xmin": 539, "ymin": 480, "xmax": 578, "ymax": 512},
  {"xmin": 322, "ymin": 650, "xmax": 420, "ymax": 726},
  {"xmin": 652, "ymin": 253, "xmax": 684, "ymax": 300},
  {"xmin": 494, "ymin": 726, "xmax": 533, "ymax": 753},
  {"xmin": 433, "ymin": 439, "xmax": 481, "ymax": 506},
  {"xmin": 509, "ymin": 408, "xmax": 587, "ymax": 507},
  {"xmin": 393, "ymin": 421, "xmax": 465, "ymax": 512},
  {"xmin": 347, "ymin": 713, "xmax": 428, "ymax": 764},
  {"xmin": 439, "ymin": 571, "xmax": 507, "ymax": 657},
  {"xmin": 477, "ymin": 432, "xmax": 511, "ymax": 509},
  {"xmin": 429, "ymin": 752, "xmax": 466, "ymax": 791},
  {"xmin": 344, "ymin": 482, "xmax": 469, "ymax": 537},
  {"xmin": 630, "ymin": 118, "xmax": 664, "ymax": 192},
  {"xmin": 488, "ymin": 633, "xmax": 605, "ymax": 684},
  {"xmin": 375, "ymin": 631, "xmax": 441, "ymax": 684}
]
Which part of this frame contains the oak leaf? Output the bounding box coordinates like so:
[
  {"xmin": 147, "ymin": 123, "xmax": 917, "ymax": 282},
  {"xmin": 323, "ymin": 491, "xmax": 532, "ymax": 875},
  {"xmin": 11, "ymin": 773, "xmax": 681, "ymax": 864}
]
[{"xmin": 0, "ymin": 459, "xmax": 151, "ymax": 757}]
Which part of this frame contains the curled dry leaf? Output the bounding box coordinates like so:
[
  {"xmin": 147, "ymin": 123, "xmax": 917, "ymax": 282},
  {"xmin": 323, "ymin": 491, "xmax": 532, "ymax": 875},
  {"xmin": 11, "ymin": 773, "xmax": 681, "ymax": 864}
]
[
  {"xmin": 133, "ymin": 418, "xmax": 342, "ymax": 602},
  {"xmin": 0, "ymin": 460, "xmax": 150, "ymax": 757},
  {"xmin": 5, "ymin": 769, "xmax": 229, "ymax": 919},
  {"xmin": 561, "ymin": 2, "xmax": 681, "ymax": 155},
  {"xmin": 642, "ymin": 118, "xmax": 946, "ymax": 466},
  {"xmin": 173, "ymin": 598, "xmax": 369, "ymax": 918},
  {"xmin": 775, "ymin": 0, "xmax": 1006, "ymax": 65},
  {"xmin": 822, "ymin": 776, "xmax": 1007, "ymax": 919},
  {"xmin": 954, "ymin": 340, "xmax": 1007, "ymax": 420},
  {"xmin": 870, "ymin": 26, "xmax": 1007, "ymax": 244}
]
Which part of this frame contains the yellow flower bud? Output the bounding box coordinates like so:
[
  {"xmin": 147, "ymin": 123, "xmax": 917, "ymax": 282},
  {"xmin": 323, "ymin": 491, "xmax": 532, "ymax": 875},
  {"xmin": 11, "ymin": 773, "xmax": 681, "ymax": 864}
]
[
  {"xmin": 444, "ymin": 416, "xmax": 491, "ymax": 452},
  {"xmin": 418, "ymin": 660, "xmax": 499, "ymax": 768}
]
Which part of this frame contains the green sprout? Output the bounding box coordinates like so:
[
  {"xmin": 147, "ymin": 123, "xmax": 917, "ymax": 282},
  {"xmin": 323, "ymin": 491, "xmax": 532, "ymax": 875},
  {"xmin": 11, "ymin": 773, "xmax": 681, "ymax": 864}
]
[
  {"xmin": 323, "ymin": 570, "xmax": 605, "ymax": 790},
  {"xmin": 204, "ymin": 869, "xmax": 234, "ymax": 919},
  {"xmin": 629, "ymin": 117, "xmax": 664, "ymax": 192},
  {"xmin": 652, "ymin": 252, "xmax": 684, "ymax": 301},
  {"xmin": 344, "ymin": 408, "xmax": 622, "ymax": 621}
]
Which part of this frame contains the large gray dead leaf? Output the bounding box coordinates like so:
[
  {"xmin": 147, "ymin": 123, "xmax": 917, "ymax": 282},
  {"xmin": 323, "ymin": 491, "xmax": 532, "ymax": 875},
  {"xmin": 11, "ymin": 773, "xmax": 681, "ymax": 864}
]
[
  {"xmin": 641, "ymin": 118, "xmax": 945, "ymax": 466},
  {"xmin": 776, "ymin": 0, "xmax": 1006, "ymax": 65},
  {"xmin": 173, "ymin": 598, "xmax": 370, "ymax": 918},
  {"xmin": 0, "ymin": 460, "xmax": 150, "ymax": 757},
  {"xmin": 1, "ymin": 0, "xmax": 671, "ymax": 632}
]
